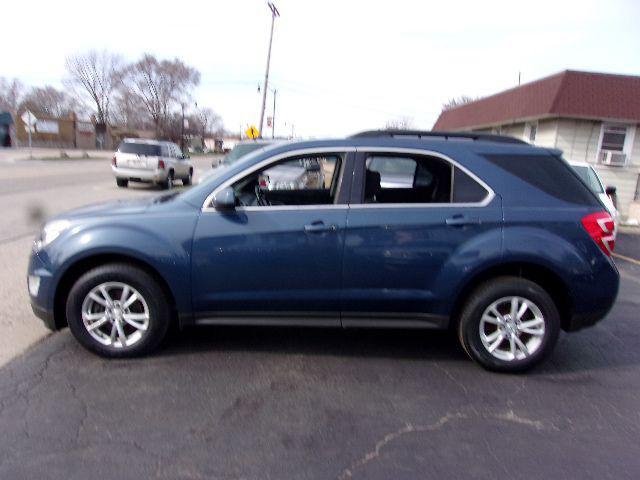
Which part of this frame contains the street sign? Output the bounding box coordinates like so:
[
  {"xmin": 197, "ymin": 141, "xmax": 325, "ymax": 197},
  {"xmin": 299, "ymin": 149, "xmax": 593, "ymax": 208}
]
[
  {"xmin": 21, "ymin": 110, "xmax": 36, "ymax": 158},
  {"xmin": 266, "ymin": 116, "xmax": 273, "ymax": 128},
  {"xmin": 245, "ymin": 125, "xmax": 260, "ymax": 139},
  {"xmin": 21, "ymin": 110, "xmax": 37, "ymax": 127}
]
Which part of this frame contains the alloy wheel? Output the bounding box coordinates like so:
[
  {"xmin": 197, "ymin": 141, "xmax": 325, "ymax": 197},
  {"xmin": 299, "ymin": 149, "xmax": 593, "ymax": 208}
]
[
  {"xmin": 479, "ymin": 296, "xmax": 546, "ymax": 361},
  {"xmin": 81, "ymin": 282, "xmax": 150, "ymax": 348}
]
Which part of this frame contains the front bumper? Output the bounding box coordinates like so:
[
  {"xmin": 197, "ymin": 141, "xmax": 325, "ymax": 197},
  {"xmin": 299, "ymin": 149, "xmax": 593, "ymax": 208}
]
[
  {"xmin": 111, "ymin": 166, "xmax": 168, "ymax": 183},
  {"xmin": 27, "ymin": 247, "xmax": 57, "ymax": 331}
]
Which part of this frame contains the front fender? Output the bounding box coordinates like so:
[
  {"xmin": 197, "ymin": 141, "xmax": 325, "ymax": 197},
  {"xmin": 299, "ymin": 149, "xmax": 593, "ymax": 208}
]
[{"xmin": 39, "ymin": 217, "xmax": 196, "ymax": 315}]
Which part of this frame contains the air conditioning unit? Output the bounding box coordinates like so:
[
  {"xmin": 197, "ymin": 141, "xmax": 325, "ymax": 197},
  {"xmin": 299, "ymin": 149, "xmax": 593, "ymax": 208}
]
[{"xmin": 599, "ymin": 150, "xmax": 627, "ymax": 167}]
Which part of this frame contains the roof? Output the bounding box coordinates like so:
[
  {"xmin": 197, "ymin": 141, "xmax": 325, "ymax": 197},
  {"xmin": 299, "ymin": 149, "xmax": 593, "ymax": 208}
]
[
  {"xmin": 349, "ymin": 129, "xmax": 526, "ymax": 144},
  {"xmin": 433, "ymin": 70, "xmax": 640, "ymax": 130}
]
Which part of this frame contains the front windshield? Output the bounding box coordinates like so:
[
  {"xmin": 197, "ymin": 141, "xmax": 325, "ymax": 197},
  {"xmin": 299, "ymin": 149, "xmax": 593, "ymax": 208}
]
[
  {"xmin": 572, "ymin": 165, "xmax": 604, "ymax": 193},
  {"xmin": 223, "ymin": 143, "xmax": 267, "ymax": 165}
]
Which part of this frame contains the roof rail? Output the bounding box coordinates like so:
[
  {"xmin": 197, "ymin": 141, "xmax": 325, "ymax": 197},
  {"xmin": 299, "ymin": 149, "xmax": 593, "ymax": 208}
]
[{"xmin": 349, "ymin": 129, "xmax": 527, "ymax": 145}]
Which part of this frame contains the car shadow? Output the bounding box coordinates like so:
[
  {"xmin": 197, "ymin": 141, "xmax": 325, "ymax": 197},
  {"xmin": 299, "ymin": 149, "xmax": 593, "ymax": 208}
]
[
  {"xmin": 160, "ymin": 325, "xmax": 468, "ymax": 363},
  {"xmin": 151, "ymin": 315, "xmax": 640, "ymax": 375}
]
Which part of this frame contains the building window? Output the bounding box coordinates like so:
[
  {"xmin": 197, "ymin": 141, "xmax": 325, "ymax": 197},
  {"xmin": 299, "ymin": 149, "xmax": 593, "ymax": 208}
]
[
  {"xmin": 597, "ymin": 124, "xmax": 634, "ymax": 167},
  {"xmin": 525, "ymin": 122, "xmax": 537, "ymax": 143}
]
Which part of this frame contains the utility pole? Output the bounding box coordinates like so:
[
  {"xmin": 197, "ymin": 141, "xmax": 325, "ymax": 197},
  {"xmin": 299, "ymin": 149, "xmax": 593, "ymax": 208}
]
[
  {"xmin": 180, "ymin": 102, "xmax": 185, "ymax": 149},
  {"xmin": 272, "ymin": 89, "xmax": 277, "ymax": 139},
  {"xmin": 258, "ymin": 2, "xmax": 280, "ymax": 137}
]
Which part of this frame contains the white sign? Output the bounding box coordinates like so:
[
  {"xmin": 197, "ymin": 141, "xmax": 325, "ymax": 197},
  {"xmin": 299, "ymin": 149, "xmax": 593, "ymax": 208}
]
[
  {"xmin": 35, "ymin": 120, "xmax": 59, "ymax": 134},
  {"xmin": 21, "ymin": 110, "xmax": 37, "ymax": 127}
]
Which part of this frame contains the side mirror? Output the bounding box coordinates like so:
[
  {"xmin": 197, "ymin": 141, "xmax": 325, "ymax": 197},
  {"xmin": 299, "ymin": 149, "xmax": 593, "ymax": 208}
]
[
  {"xmin": 605, "ymin": 185, "xmax": 617, "ymax": 196},
  {"xmin": 212, "ymin": 187, "xmax": 236, "ymax": 211}
]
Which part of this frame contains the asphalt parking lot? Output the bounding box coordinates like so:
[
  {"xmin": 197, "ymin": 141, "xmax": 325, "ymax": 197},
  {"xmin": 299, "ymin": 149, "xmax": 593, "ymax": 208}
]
[{"xmin": 1, "ymin": 152, "xmax": 639, "ymax": 479}]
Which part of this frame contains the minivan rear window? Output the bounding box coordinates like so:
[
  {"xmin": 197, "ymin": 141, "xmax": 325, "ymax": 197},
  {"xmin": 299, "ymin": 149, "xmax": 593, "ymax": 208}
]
[
  {"xmin": 483, "ymin": 154, "xmax": 600, "ymax": 206},
  {"xmin": 118, "ymin": 143, "xmax": 161, "ymax": 156}
]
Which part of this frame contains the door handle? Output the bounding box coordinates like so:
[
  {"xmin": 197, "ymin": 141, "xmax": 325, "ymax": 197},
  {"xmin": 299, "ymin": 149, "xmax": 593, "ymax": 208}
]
[
  {"xmin": 445, "ymin": 215, "xmax": 480, "ymax": 227},
  {"xmin": 304, "ymin": 221, "xmax": 337, "ymax": 233}
]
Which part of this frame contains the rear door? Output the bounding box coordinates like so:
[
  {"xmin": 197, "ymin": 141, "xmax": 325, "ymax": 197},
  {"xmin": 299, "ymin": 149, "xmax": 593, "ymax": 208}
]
[{"xmin": 341, "ymin": 148, "xmax": 503, "ymax": 327}]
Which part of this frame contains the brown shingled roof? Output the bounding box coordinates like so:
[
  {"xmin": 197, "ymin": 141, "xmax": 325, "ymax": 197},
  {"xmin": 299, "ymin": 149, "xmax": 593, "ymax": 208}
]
[{"xmin": 433, "ymin": 70, "xmax": 640, "ymax": 131}]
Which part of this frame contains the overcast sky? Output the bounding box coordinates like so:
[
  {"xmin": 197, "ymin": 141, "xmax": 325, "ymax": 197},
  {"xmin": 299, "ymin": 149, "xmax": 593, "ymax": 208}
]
[{"xmin": 4, "ymin": 0, "xmax": 640, "ymax": 137}]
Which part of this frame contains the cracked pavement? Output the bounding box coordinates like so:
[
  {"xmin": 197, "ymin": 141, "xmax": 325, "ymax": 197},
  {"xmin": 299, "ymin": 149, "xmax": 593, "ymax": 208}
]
[
  {"xmin": 1, "ymin": 156, "xmax": 640, "ymax": 479},
  {"xmin": 1, "ymin": 257, "xmax": 639, "ymax": 479}
]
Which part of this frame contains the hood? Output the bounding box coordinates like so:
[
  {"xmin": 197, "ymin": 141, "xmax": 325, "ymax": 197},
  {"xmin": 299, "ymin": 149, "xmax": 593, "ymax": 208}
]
[{"xmin": 52, "ymin": 194, "xmax": 173, "ymax": 221}]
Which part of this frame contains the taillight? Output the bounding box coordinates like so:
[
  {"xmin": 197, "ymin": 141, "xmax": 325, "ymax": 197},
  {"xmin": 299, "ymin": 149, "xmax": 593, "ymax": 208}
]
[
  {"xmin": 111, "ymin": 156, "xmax": 117, "ymax": 167},
  {"xmin": 581, "ymin": 211, "xmax": 616, "ymax": 256},
  {"xmin": 158, "ymin": 159, "xmax": 165, "ymax": 169}
]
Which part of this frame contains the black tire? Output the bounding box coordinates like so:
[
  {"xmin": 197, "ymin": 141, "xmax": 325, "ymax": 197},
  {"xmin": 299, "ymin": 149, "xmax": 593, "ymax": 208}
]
[
  {"xmin": 161, "ymin": 171, "xmax": 174, "ymax": 190},
  {"xmin": 457, "ymin": 277, "xmax": 560, "ymax": 373},
  {"xmin": 66, "ymin": 263, "xmax": 171, "ymax": 358},
  {"xmin": 116, "ymin": 178, "xmax": 128, "ymax": 188},
  {"xmin": 182, "ymin": 170, "xmax": 193, "ymax": 186}
]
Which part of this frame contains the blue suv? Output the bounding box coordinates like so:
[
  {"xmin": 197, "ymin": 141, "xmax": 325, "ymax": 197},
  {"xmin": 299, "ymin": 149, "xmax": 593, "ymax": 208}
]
[{"xmin": 27, "ymin": 131, "xmax": 619, "ymax": 372}]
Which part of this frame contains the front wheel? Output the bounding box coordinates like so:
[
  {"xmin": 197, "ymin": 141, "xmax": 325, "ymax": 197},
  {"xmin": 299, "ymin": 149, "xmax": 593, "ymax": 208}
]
[
  {"xmin": 457, "ymin": 277, "xmax": 560, "ymax": 373},
  {"xmin": 182, "ymin": 170, "xmax": 193, "ymax": 186},
  {"xmin": 66, "ymin": 264, "xmax": 171, "ymax": 358}
]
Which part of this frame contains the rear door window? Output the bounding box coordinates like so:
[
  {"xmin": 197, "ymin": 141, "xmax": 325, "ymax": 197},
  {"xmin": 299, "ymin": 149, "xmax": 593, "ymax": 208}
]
[{"xmin": 360, "ymin": 154, "xmax": 489, "ymax": 204}]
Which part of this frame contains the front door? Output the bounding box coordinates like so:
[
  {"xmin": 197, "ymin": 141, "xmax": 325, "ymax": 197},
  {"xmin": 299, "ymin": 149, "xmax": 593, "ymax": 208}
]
[
  {"xmin": 191, "ymin": 150, "xmax": 354, "ymax": 325},
  {"xmin": 341, "ymin": 149, "xmax": 503, "ymax": 327}
]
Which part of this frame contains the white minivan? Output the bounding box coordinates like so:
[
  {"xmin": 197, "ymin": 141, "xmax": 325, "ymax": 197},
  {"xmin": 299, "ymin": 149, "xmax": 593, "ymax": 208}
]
[{"xmin": 112, "ymin": 138, "xmax": 193, "ymax": 189}]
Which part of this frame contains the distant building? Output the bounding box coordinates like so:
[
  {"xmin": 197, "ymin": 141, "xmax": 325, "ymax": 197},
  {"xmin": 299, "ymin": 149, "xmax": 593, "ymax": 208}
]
[{"xmin": 433, "ymin": 70, "xmax": 640, "ymax": 221}]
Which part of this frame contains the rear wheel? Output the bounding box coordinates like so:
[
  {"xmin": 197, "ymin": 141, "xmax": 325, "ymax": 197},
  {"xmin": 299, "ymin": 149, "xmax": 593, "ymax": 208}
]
[
  {"xmin": 161, "ymin": 172, "xmax": 174, "ymax": 190},
  {"xmin": 457, "ymin": 277, "xmax": 560, "ymax": 372},
  {"xmin": 116, "ymin": 178, "xmax": 128, "ymax": 188},
  {"xmin": 66, "ymin": 264, "xmax": 171, "ymax": 358}
]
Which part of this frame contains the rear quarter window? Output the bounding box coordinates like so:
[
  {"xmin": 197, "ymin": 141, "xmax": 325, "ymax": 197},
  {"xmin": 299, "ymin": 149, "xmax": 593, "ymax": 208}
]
[{"xmin": 483, "ymin": 153, "xmax": 600, "ymax": 206}]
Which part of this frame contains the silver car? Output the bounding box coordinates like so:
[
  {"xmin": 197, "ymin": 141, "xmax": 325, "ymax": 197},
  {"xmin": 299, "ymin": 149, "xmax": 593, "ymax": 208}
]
[{"xmin": 112, "ymin": 139, "xmax": 193, "ymax": 189}]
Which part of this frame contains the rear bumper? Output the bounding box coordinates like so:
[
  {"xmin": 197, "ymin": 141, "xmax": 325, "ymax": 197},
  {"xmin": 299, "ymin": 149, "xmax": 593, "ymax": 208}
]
[
  {"xmin": 112, "ymin": 166, "xmax": 168, "ymax": 183},
  {"xmin": 565, "ymin": 259, "xmax": 620, "ymax": 332}
]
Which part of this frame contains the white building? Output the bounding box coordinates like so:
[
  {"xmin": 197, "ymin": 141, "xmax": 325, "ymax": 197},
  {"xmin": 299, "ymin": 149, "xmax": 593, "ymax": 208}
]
[{"xmin": 434, "ymin": 70, "xmax": 640, "ymax": 222}]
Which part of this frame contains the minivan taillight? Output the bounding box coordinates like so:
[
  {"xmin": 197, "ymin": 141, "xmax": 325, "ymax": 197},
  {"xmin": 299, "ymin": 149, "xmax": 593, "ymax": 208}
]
[
  {"xmin": 158, "ymin": 159, "xmax": 165, "ymax": 169},
  {"xmin": 111, "ymin": 156, "xmax": 117, "ymax": 167},
  {"xmin": 581, "ymin": 211, "xmax": 616, "ymax": 256}
]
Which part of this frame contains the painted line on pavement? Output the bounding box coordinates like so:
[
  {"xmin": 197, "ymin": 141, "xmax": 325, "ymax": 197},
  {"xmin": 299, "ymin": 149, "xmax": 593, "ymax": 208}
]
[{"xmin": 613, "ymin": 252, "xmax": 640, "ymax": 266}]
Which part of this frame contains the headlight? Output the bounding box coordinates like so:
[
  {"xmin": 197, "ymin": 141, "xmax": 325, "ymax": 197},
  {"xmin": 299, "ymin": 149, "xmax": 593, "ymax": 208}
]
[{"xmin": 35, "ymin": 220, "xmax": 71, "ymax": 250}]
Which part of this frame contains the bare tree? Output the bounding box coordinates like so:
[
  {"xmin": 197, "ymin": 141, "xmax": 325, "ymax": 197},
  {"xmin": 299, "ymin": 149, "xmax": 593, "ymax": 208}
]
[
  {"xmin": 123, "ymin": 54, "xmax": 200, "ymax": 137},
  {"xmin": 20, "ymin": 86, "xmax": 80, "ymax": 117},
  {"xmin": 193, "ymin": 107, "xmax": 223, "ymax": 143},
  {"xmin": 65, "ymin": 50, "xmax": 123, "ymax": 125},
  {"xmin": 111, "ymin": 85, "xmax": 153, "ymax": 130},
  {"xmin": 385, "ymin": 116, "xmax": 415, "ymax": 130},
  {"xmin": 0, "ymin": 77, "xmax": 24, "ymax": 112},
  {"xmin": 442, "ymin": 95, "xmax": 477, "ymax": 111}
]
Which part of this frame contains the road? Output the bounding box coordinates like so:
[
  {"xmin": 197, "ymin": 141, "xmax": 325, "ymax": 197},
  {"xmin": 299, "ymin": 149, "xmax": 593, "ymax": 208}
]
[
  {"xmin": 0, "ymin": 153, "xmax": 216, "ymax": 366},
  {"xmin": 0, "ymin": 154, "xmax": 639, "ymax": 479}
]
